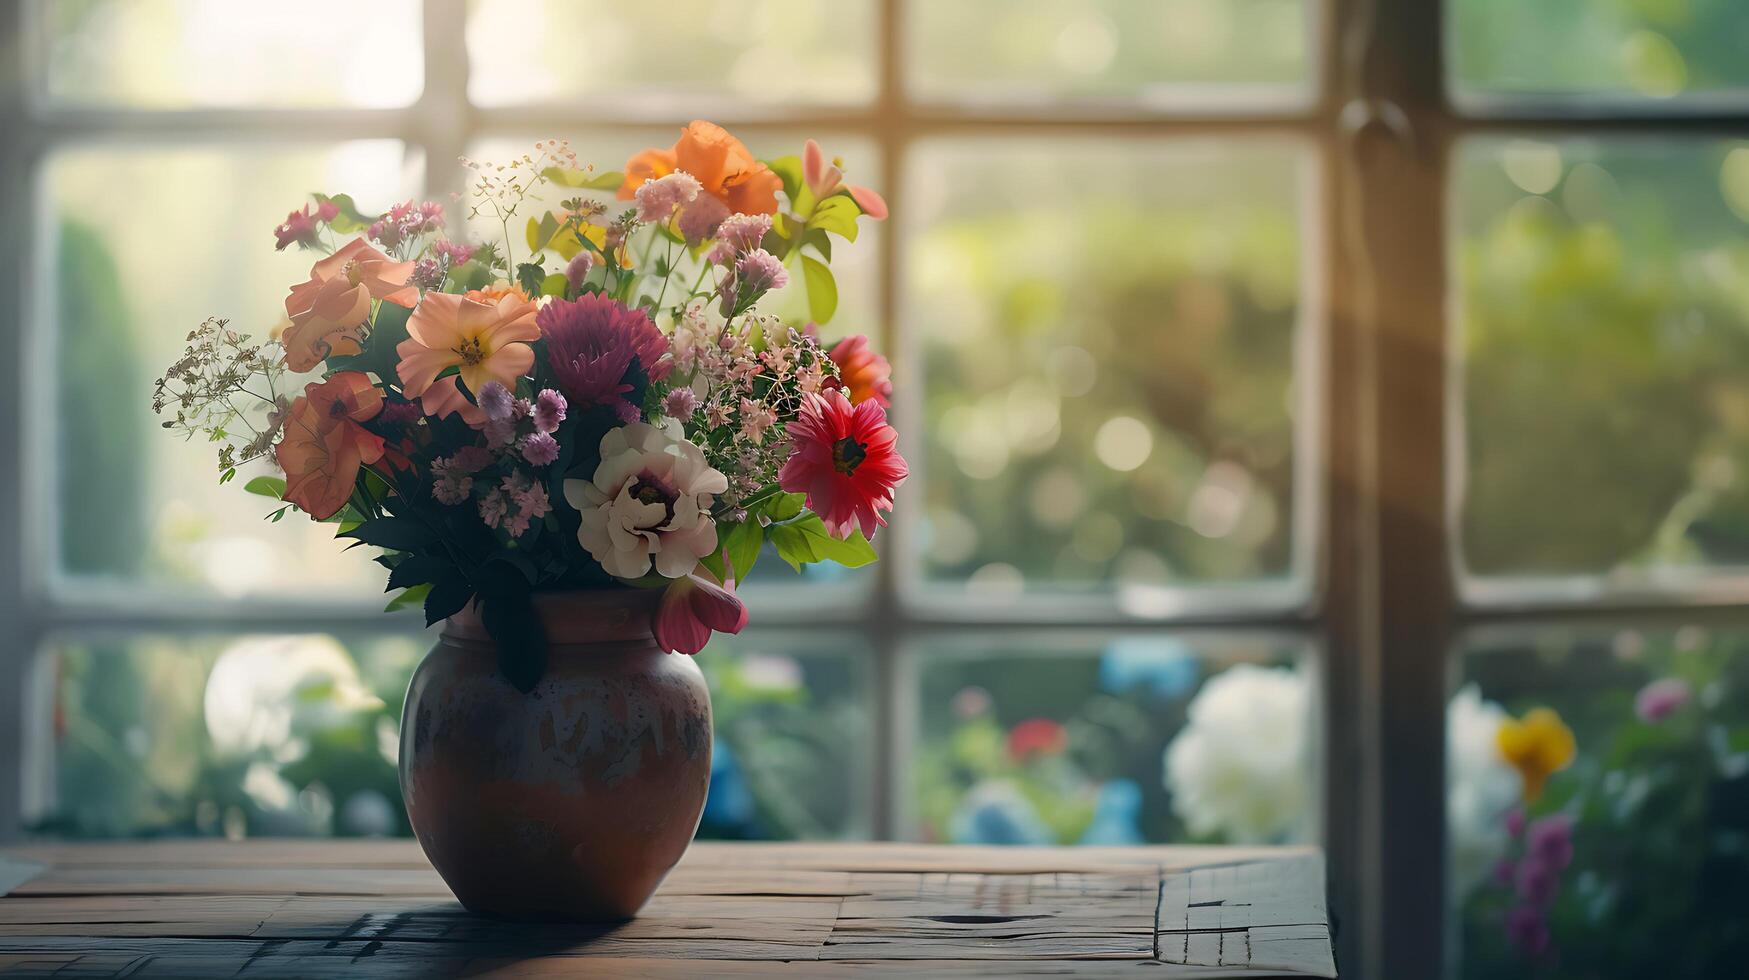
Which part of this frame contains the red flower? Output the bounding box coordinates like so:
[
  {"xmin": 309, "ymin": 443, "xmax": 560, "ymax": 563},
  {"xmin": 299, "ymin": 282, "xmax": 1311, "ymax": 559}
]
[
  {"xmin": 1006, "ymin": 719, "xmax": 1068, "ymax": 761},
  {"xmin": 778, "ymin": 388, "xmax": 907, "ymax": 540},
  {"xmin": 654, "ymin": 571, "xmax": 748, "ymax": 655},
  {"xmin": 827, "ymin": 335, "xmax": 892, "ymax": 408},
  {"xmin": 537, "ymin": 294, "xmax": 671, "ymax": 423}
]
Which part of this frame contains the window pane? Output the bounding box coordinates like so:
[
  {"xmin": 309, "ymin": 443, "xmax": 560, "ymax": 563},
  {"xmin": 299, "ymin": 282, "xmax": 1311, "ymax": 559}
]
[
  {"xmin": 466, "ymin": 0, "xmax": 876, "ymax": 109},
  {"xmin": 46, "ymin": 142, "xmax": 421, "ymax": 599},
  {"xmin": 1448, "ymin": 624, "xmax": 1749, "ymax": 979},
  {"xmin": 1453, "ymin": 140, "xmax": 1749, "ymax": 592},
  {"xmin": 906, "ymin": 0, "xmax": 1311, "ymax": 107},
  {"xmin": 32, "ymin": 629, "xmax": 869, "ymax": 840},
  {"xmin": 1450, "ymin": 0, "xmax": 1749, "ymax": 102},
  {"xmin": 41, "ymin": 0, "xmax": 424, "ymax": 108},
  {"xmin": 907, "ymin": 632, "xmax": 1317, "ymax": 845},
  {"xmin": 908, "ymin": 139, "xmax": 1307, "ymax": 598}
]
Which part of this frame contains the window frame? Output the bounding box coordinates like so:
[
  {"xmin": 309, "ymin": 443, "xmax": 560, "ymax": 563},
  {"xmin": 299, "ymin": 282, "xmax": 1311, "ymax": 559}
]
[{"xmin": 4, "ymin": 2, "xmax": 1749, "ymax": 977}]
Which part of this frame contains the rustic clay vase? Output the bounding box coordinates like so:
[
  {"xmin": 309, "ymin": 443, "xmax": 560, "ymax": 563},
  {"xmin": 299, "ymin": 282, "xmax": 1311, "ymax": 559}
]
[{"xmin": 398, "ymin": 588, "xmax": 712, "ymax": 921}]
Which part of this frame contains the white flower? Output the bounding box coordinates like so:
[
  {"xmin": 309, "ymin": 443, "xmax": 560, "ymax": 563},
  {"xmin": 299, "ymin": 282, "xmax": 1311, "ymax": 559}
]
[
  {"xmin": 1163, "ymin": 664, "xmax": 1311, "ymax": 843},
  {"xmin": 565, "ymin": 419, "xmax": 727, "ymax": 579},
  {"xmin": 1447, "ymin": 683, "xmax": 1518, "ymax": 895}
]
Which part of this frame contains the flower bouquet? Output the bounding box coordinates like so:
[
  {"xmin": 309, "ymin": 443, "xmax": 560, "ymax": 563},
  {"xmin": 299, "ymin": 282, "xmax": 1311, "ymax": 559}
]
[
  {"xmin": 152, "ymin": 121, "xmax": 905, "ymax": 689},
  {"xmin": 151, "ymin": 123, "xmax": 904, "ymax": 918}
]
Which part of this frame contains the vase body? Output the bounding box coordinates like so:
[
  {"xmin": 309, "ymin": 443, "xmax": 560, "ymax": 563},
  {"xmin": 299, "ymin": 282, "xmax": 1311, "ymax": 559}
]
[{"xmin": 399, "ymin": 589, "xmax": 712, "ymax": 921}]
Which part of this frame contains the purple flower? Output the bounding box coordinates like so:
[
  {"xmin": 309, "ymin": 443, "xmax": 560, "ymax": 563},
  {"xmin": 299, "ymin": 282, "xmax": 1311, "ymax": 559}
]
[
  {"xmin": 534, "ymin": 389, "xmax": 567, "ymax": 433},
  {"xmin": 1491, "ymin": 858, "xmax": 1516, "ymax": 888},
  {"xmin": 484, "ymin": 417, "xmax": 517, "ymax": 451},
  {"xmin": 1515, "ymin": 857, "xmax": 1560, "ymax": 906},
  {"xmin": 520, "ymin": 431, "xmax": 560, "ymax": 466},
  {"xmin": 1526, "ymin": 814, "xmax": 1574, "ymax": 870},
  {"xmin": 736, "ymin": 248, "xmax": 788, "ymax": 292},
  {"xmin": 1505, "ymin": 905, "xmax": 1550, "ymax": 955},
  {"xmin": 410, "ymin": 258, "xmax": 444, "ymax": 290},
  {"xmin": 477, "ymin": 380, "xmax": 515, "ymax": 421},
  {"xmin": 1635, "ymin": 677, "xmax": 1690, "ymax": 723},
  {"xmin": 432, "ymin": 240, "xmax": 474, "ymax": 266},
  {"xmin": 1505, "ymin": 807, "xmax": 1526, "ymax": 839},
  {"xmin": 379, "ymin": 401, "xmax": 423, "ymax": 426},
  {"xmin": 536, "ymin": 294, "xmax": 671, "ymax": 421},
  {"xmin": 663, "ymin": 387, "xmax": 698, "ymax": 419}
]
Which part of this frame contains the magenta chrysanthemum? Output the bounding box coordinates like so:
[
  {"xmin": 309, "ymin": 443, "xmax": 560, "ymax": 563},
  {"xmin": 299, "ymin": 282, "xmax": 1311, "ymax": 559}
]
[
  {"xmin": 520, "ymin": 431, "xmax": 560, "ymax": 466},
  {"xmin": 537, "ymin": 293, "xmax": 671, "ymax": 423},
  {"xmin": 477, "ymin": 380, "xmax": 515, "ymax": 421}
]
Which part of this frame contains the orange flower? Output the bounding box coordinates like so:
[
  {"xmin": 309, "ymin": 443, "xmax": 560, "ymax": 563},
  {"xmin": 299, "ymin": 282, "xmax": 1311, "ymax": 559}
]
[
  {"xmin": 618, "ymin": 121, "xmax": 781, "ymax": 218},
  {"xmin": 276, "ymin": 371, "xmax": 386, "ymax": 520},
  {"xmin": 282, "ymin": 238, "xmax": 417, "ymax": 372},
  {"xmin": 828, "ymin": 335, "xmax": 892, "ymax": 408},
  {"xmin": 395, "ymin": 290, "xmax": 540, "ymax": 406}
]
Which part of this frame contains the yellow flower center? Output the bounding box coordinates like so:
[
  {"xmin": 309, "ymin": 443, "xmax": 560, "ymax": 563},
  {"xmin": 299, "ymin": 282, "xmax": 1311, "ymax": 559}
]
[{"xmin": 344, "ymin": 260, "xmax": 364, "ymax": 287}]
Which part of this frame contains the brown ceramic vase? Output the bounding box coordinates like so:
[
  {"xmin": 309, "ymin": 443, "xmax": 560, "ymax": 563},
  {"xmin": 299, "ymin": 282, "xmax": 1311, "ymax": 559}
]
[{"xmin": 398, "ymin": 588, "xmax": 712, "ymax": 921}]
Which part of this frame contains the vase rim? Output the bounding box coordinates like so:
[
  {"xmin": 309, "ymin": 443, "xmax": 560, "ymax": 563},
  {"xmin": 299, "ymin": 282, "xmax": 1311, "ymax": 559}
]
[{"xmin": 441, "ymin": 587, "xmax": 663, "ymax": 647}]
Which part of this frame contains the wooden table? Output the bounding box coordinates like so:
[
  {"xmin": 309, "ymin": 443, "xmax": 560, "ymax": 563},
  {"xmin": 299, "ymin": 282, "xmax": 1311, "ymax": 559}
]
[{"xmin": 0, "ymin": 840, "xmax": 1335, "ymax": 978}]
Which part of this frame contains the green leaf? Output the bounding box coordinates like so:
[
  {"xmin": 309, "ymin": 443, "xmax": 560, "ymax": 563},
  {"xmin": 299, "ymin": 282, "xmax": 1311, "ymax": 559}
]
[
  {"xmin": 385, "ymin": 583, "xmax": 431, "ymax": 612},
  {"xmin": 540, "ymin": 272, "xmax": 570, "ymax": 297},
  {"xmin": 330, "ymin": 301, "xmax": 412, "ymax": 379},
  {"xmin": 446, "ymin": 259, "xmax": 495, "ymax": 292},
  {"xmin": 423, "ymin": 575, "xmax": 474, "ymax": 628},
  {"xmin": 801, "ymin": 255, "xmax": 838, "ymax": 325},
  {"xmin": 341, "ymin": 516, "xmax": 436, "ymax": 552},
  {"xmin": 266, "ymin": 506, "xmax": 290, "ymax": 523},
  {"xmin": 767, "ymin": 513, "xmax": 878, "ymax": 572},
  {"xmin": 701, "ymin": 518, "xmax": 764, "ymax": 584},
  {"xmin": 765, "ymin": 155, "xmax": 804, "ymax": 203},
  {"xmin": 761, "ymin": 491, "xmax": 805, "ymax": 523},
  {"xmin": 541, "ymin": 167, "xmax": 625, "ymax": 191},
  {"xmin": 802, "ymin": 227, "xmax": 832, "ymax": 262},
  {"xmin": 313, "ymin": 193, "xmax": 378, "ymax": 234},
  {"xmin": 244, "ymin": 476, "xmax": 286, "ymax": 499},
  {"xmin": 807, "ymin": 195, "xmax": 860, "ymax": 242},
  {"xmin": 386, "ymin": 555, "xmax": 449, "ymax": 592},
  {"xmin": 218, "ymin": 467, "xmax": 237, "ymax": 485},
  {"xmin": 515, "ymin": 261, "xmax": 547, "ymax": 296}
]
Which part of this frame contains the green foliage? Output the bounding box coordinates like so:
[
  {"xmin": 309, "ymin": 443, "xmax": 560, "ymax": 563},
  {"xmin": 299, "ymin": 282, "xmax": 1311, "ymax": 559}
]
[
  {"xmin": 800, "ymin": 254, "xmax": 838, "ymax": 325},
  {"xmin": 243, "ymin": 476, "xmax": 285, "ymax": 499},
  {"xmin": 539, "ymin": 167, "xmax": 625, "ymax": 190},
  {"xmin": 767, "ymin": 514, "xmax": 878, "ymax": 572},
  {"xmin": 807, "ymin": 196, "xmax": 860, "ymax": 242},
  {"xmin": 311, "ymin": 193, "xmax": 377, "ymax": 233}
]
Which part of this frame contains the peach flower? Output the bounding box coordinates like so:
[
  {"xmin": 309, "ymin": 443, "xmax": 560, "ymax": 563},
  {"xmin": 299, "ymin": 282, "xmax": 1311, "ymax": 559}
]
[
  {"xmin": 395, "ymin": 289, "xmax": 540, "ymax": 408},
  {"xmin": 619, "ymin": 121, "xmax": 781, "ymax": 221},
  {"xmin": 275, "ymin": 371, "xmax": 386, "ymax": 520},
  {"xmin": 282, "ymin": 238, "xmax": 417, "ymax": 372},
  {"xmin": 803, "ymin": 139, "xmax": 887, "ymax": 219}
]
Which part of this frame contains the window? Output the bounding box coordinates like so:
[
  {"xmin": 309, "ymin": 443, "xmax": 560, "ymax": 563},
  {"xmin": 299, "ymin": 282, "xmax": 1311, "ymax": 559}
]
[{"xmin": 3, "ymin": 2, "xmax": 1747, "ymax": 978}]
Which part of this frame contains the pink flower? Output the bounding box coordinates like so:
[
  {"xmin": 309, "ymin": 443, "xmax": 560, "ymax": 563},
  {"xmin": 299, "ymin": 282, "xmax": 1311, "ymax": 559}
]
[
  {"xmin": 736, "ymin": 249, "xmax": 788, "ymax": 292},
  {"xmin": 564, "ymin": 251, "xmax": 594, "ymax": 288},
  {"xmin": 417, "ymin": 377, "xmax": 487, "ymax": 426},
  {"xmin": 396, "ymin": 289, "xmax": 540, "ymax": 403},
  {"xmin": 1635, "ymin": 677, "xmax": 1690, "ymax": 723},
  {"xmin": 501, "ymin": 473, "xmax": 550, "ymax": 536},
  {"xmin": 634, "ymin": 171, "xmax": 702, "ymax": 223},
  {"xmin": 520, "ymin": 431, "xmax": 560, "ymax": 466},
  {"xmin": 478, "ymin": 487, "xmax": 509, "ymax": 529},
  {"xmin": 274, "ymin": 204, "xmax": 321, "ymax": 250},
  {"xmin": 663, "ymin": 387, "xmax": 698, "ymax": 419},
  {"xmin": 716, "ymin": 213, "xmax": 772, "ymax": 253},
  {"xmin": 1504, "ymin": 807, "xmax": 1526, "ymax": 839},
  {"xmin": 802, "ymin": 138, "xmax": 887, "ymax": 219},
  {"xmin": 653, "ymin": 569, "xmax": 748, "ymax": 655},
  {"xmin": 778, "ymin": 388, "xmax": 907, "ymax": 540},
  {"xmin": 738, "ymin": 397, "xmax": 776, "ymax": 444},
  {"xmin": 676, "ymin": 193, "xmax": 730, "ymax": 244},
  {"xmin": 433, "ymin": 240, "xmax": 474, "ymax": 266},
  {"xmin": 533, "ymin": 389, "xmax": 567, "ymax": 433},
  {"xmin": 315, "ymin": 199, "xmax": 340, "ymax": 223},
  {"xmin": 538, "ymin": 294, "xmax": 671, "ymax": 423},
  {"xmin": 410, "ymin": 258, "xmax": 444, "ymax": 290}
]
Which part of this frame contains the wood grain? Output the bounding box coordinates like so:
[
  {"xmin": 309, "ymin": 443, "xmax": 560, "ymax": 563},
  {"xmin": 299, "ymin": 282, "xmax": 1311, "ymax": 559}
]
[{"xmin": 0, "ymin": 841, "xmax": 1335, "ymax": 978}]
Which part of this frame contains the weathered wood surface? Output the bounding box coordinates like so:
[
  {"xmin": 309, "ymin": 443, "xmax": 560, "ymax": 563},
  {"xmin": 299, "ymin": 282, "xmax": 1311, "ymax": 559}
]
[{"xmin": 0, "ymin": 841, "xmax": 1335, "ymax": 978}]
